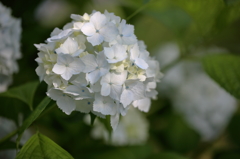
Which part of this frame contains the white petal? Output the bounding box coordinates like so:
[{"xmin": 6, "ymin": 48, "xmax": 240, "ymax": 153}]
[
  {"xmin": 56, "ymin": 37, "xmax": 78, "ymax": 54},
  {"xmin": 61, "ymin": 69, "xmax": 73, "ymax": 80},
  {"xmin": 107, "ymin": 59, "xmax": 120, "ymax": 63},
  {"xmin": 63, "ymin": 23, "xmax": 73, "ymax": 30},
  {"xmin": 146, "ymin": 90, "xmax": 158, "ymax": 98},
  {"xmin": 110, "ymin": 71, "xmax": 127, "ymax": 85},
  {"xmin": 93, "ymin": 94, "xmax": 116, "ymax": 115},
  {"xmin": 81, "ymin": 23, "xmax": 95, "ymax": 36},
  {"xmin": 104, "ymin": 47, "xmax": 114, "ymax": 59},
  {"xmin": 50, "ymin": 27, "xmax": 62, "ymax": 36},
  {"xmin": 121, "ymin": 35, "xmax": 137, "ymax": 45},
  {"xmin": 47, "ymin": 88, "xmax": 62, "ymax": 101},
  {"xmin": 75, "ymin": 99, "xmax": 93, "ymax": 113},
  {"xmin": 57, "ymin": 95, "xmax": 76, "ymax": 115},
  {"xmin": 73, "ymin": 22, "xmax": 84, "ymax": 30},
  {"xmin": 52, "ymin": 64, "xmax": 66, "ymax": 75},
  {"xmin": 57, "ymin": 54, "xmax": 73, "ymax": 65},
  {"xmin": 87, "ymin": 69, "xmax": 101, "ymax": 84},
  {"xmin": 138, "ymin": 74, "xmax": 146, "ymax": 81},
  {"xmin": 92, "ymin": 111, "xmax": 105, "ymax": 119},
  {"xmin": 96, "ymin": 51, "xmax": 109, "ymax": 68},
  {"xmin": 100, "ymin": 72, "xmax": 111, "ymax": 84},
  {"xmin": 135, "ymin": 58, "xmax": 148, "ymax": 69},
  {"xmin": 87, "ymin": 33, "xmax": 104, "ymax": 46},
  {"xmin": 71, "ymin": 73, "xmax": 88, "ymax": 87},
  {"xmin": 132, "ymin": 98, "xmax": 151, "ymax": 112},
  {"xmin": 122, "ymin": 24, "xmax": 134, "ymax": 36},
  {"xmin": 90, "ymin": 11, "xmax": 107, "ymax": 30},
  {"xmin": 100, "ymin": 22, "xmax": 118, "ymax": 42},
  {"xmin": 90, "ymin": 81, "xmax": 101, "ymax": 92},
  {"xmin": 99, "ymin": 67, "xmax": 110, "ymax": 77},
  {"xmin": 36, "ymin": 65, "xmax": 45, "ymax": 81},
  {"xmin": 65, "ymin": 85, "xmax": 92, "ymax": 99},
  {"xmin": 81, "ymin": 54, "xmax": 98, "ymax": 72},
  {"xmin": 68, "ymin": 58, "xmax": 85, "ymax": 74},
  {"xmin": 52, "ymin": 78, "xmax": 62, "ymax": 88},
  {"xmin": 118, "ymin": 19, "xmax": 126, "ymax": 33},
  {"xmin": 124, "ymin": 79, "xmax": 138, "ymax": 89},
  {"xmin": 120, "ymin": 89, "xmax": 134, "ymax": 108},
  {"xmin": 130, "ymin": 43, "xmax": 140, "ymax": 60},
  {"xmin": 47, "ymin": 29, "xmax": 73, "ymax": 42},
  {"xmin": 110, "ymin": 85, "xmax": 122, "ymax": 100},
  {"xmin": 114, "ymin": 44, "xmax": 127, "ymax": 59},
  {"xmin": 111, "ymin": 113, "xmax": 119, "ymax": 131},
  {"xmin": 101, "ymin": 83, "xmax": 111, "ymax": 96},
  {"xmin": 71, "ymin": 14, "xmax": 84, "ymax": 21},
  {"xmin": 131, "ymin": 82, "xmax": 145, "ymax": 100}
]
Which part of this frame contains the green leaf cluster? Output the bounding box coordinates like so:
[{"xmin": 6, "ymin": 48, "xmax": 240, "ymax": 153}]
[
  {"xmin": 202, "ymin": 54, "xmax": 240, "ymax": 99},
  {"xmin": 16, "ymin": 132, "xmax": 74, "ymax": 159}
]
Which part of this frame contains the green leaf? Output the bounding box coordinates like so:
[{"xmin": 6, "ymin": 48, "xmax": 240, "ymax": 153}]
[
  {"xmin": 224, "ymin": 0, "xmax": 240, "ymax": 5},
  {"xmin": 16, "ymin": 132, "xmax": 74, "ymax": 159},
  {"xmin": 202, "ymin": 54, "xmax": 240, "ymax": 99},
  {"xmin": 147, "ymin": 7, "xmax": 192, "ymax": 36},
  {"xmin": 161, "ymin": 114, "xmax": 200, "ymax": 153},
  {"xmin": 215, "ymin": 2, "xmax": 240, "ymax": 30},
  {"xmin": 0, "ymin": 97, "xmax": 29, "ymax": 124},
  {"xmin": 0, "ymin": 81, "xmax": 39, "ymax": 110},
  {"xmin": 16, "ymin": 96, "xmax": 51, "ymax": 148},
  {"xmin": 143, "ymin": 0, "xmax": 151, "ymax": 4},
  {"xmin": 148, "ymin": 152, "xmax": 189, "ymax": 159}
]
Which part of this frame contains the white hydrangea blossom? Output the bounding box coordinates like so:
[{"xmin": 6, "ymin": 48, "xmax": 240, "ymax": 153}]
[
  {"xmin": 157, "ymin": 43, "xmax": 237, "ymax": 141},
  {"xmin": 85, "ymin": 107, "xmax": 149, "ymax": 146},
  {"xmin": 0, "ymin": 115, "xmax": 32, "ymax": 159},
  {"xmin": 35, "ymin": 10, "xmax": 162, "ymax": 130},
  {"xmin": 0, "ymin": 2, "xmax": 21, "ymax": 92}
]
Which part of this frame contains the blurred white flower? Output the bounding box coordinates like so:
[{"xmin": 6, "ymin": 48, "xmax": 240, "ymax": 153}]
[
  {"xmin": 85, "ymin": 107, "xmax": 149, "ymax": 146},
  {"xmin": 157, "ymin": 43, "xmax": 237, "ymax": 141},
  {"xmin": 0, "ymin": 2, "xmax": 21, "ymax": 93},
  {"xmin": 35, "ymin": 10, "xmax": 162, "ymax": 130},
  {"xmin": 35, "ymin": 0, "xmax": 73, "ymax": 28},
  {"xmin": 0, "ymin": 116, "xmax": 32, "ymax": 159}
]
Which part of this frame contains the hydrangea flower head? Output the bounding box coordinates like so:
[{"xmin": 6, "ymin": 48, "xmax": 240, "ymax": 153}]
[
  {"xmin": 0, "ymin": 2, "xmax": 21, "ymax": 92},
  {"xmin": 35, "ymin": 10, "xmax": 162, "ymax": 130}
]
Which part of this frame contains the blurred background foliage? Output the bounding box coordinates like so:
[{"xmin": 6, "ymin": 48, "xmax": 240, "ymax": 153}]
[{"xmin": 0, "ymin": 0, "xmax": 240, "ymax": 159}]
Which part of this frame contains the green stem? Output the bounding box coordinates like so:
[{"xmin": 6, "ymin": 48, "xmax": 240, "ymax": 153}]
[
  {"xmin": 0, "ymin": 101, "xmax": 54, "ymax": 146},
  {"xmin": 0, "ymin": 129, "xmax": 18, "ymax": 145},
  {"xmin": 38, "ymin": 103, "xmax": 57, "ymax": 119},
  {"xmin": 189, "ymin": 133, "xmax": 227, "ymax": 159},
  {"xmin": 161, "ymin": 57, "xmax": 182, "ymax": 73},
  {"xmin": 161, "ymin": 53, "xmax": 203, "ymax": 73},
  {"xmin": 126, "ymin": 0, "xmax": 153, "ymax": 21}
]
